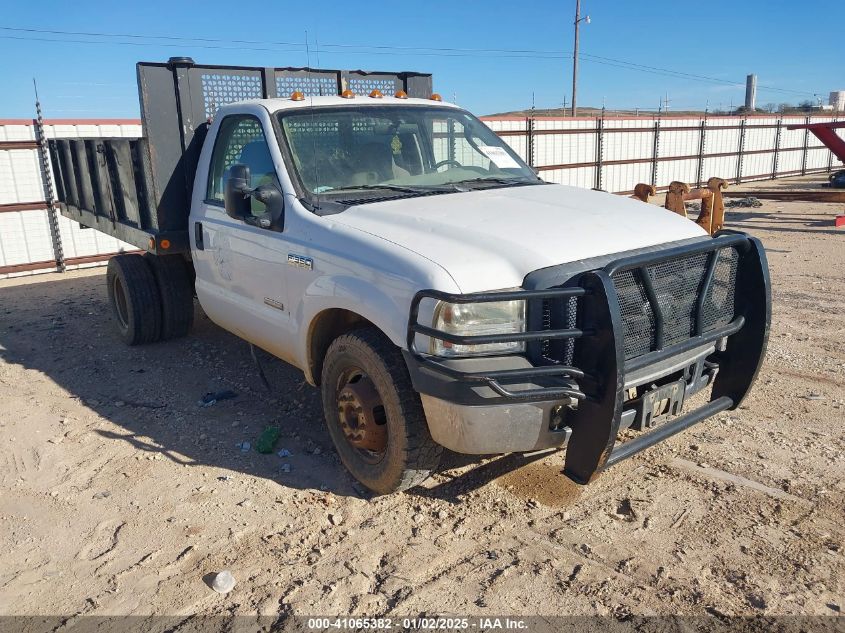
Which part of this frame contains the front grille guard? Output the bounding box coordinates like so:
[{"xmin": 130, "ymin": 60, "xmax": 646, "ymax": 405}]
[
  {"xmin": 408, "ymin": 286, "xmax": 591, "ymax": 401},
  {"xmin": 407, "ymin": 230, "xmax": 771, "ymax": 484}
]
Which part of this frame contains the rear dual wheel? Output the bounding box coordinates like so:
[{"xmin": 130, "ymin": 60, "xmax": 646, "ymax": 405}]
[
  {"xmin": 144, "ymin": 253, "xmax": 194, "ymax": 340},
  {"xmin": 106, "ymin": 253, "xmax": 194, "ymax": 346},
  {"xmin": 107, "ymin": 254, "xmax": 162, "ymax": 345}
]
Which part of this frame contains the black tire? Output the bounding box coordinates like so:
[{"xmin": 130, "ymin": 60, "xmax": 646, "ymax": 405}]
[
  {"xmin": 144, "ymin": 253, "xmax": 194, "ymax": 341},
  {"xmin": 106, "ymin": 254, "xmax": 162, "ymax": 345},
  {"xmin": 321, "ymin": 328, "xmax": 442, "ymax": 495}
]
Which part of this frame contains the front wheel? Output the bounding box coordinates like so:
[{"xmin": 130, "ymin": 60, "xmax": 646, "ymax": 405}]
[{"xmin": 321, "ymin": 328, "xmax": 442, "ymax": 495}]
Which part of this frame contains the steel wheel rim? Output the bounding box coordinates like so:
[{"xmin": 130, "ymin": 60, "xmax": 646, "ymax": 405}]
[
  {"xmin": 335, "ymin": 367, "xmax": 388, "ymax": 464},
  {"xmin": 112, "ymin": 276, "xmax": 129, "ymax": 330}
]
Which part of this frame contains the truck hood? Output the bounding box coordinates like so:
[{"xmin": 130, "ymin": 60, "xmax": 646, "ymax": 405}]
[{"xmin": 331, "ymin": 183, "xmax": 707, "ymax": 292}]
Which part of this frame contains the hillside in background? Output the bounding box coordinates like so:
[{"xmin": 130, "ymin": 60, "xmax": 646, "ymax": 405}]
[
  {"xmin": 486, "ymin": 106, "xmax": 706, "ymax": 117},
  {"xmin": 487, "ymin": 105, "xmax": 836, "ymax": 118}
]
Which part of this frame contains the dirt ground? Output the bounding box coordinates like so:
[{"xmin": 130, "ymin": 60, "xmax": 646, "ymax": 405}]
[{"xmin": 0, "ymin": 175, "xmax": 843, "ymax": 620}]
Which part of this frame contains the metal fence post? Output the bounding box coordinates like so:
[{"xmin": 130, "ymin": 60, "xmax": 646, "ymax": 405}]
[
  {"xmin": 800, "ymin": 115, "xmax": 810, "ymax": 176},
  {"xmin": 772, "ymin": 117, "xmax": 782, "ymax": 179},
  {"xmin": 696, "ymin": 116, "xmax": 707, "ymax": 187},
  {"xmin": 735, "ymin": 118, "xmax": 747, "ymax": 185},
  {"xmin": 827, "ymin": 115, "xmax": 837, "ymax": 174},
  {"xmin": 33, "ymin": 91, "xmax": 65, "ymax": 272},
  {"xmin": 650, "ymin": 118, "xmax": 661, "ymax": 187},
  {"xmin": 447, "ymin": 119, "xmax": 456, "ymax": 164},
  {"xmin": 595, "ymin": 115, "xmax": 604, "ymax": 190},
  {"xmin": 527, "ymin": 116, "xmax": 535, "ymax": 168}
]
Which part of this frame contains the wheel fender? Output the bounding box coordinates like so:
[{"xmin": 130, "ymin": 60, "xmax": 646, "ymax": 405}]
[{"xmin": 297, "ymin": 274, "xmax": 418, "ymax": 383}]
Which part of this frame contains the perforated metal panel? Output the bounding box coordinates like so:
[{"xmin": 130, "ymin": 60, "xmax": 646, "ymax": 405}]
[
  {"xmin": 200, "ymin": 72, "xmax": 263, "ymax": 119},
  {"xmin": 611, "ymin": 247, "xmax": 738, "ymax": 360},
  {"xmin": 540, "ymin": 296, "xmax": 579, "ymax": 365},
  {"xmin": 344, "ymin": 72, "xmax": 402, "ymax": 96},
  {"xmin": 701, "ymin": 247, "xmax": 738, "ymax": 331},
  {"xmin": 647, "ymin": 253, "xmax": 710, "ymax": 347},
  {"xmin": 614, "ymin": 269, "xmax": 655, "ymax": 358},
  {"xmin": 222, "ymin": 119, "xmax": 265, "ymax": 170},
  {"xmin": 282, "ymin": 118, "xmax": 342, "ymax": 165},
  {"xmin": 537, "ymin": 246, "xmax": 739, "ymax": 365},
  {"xmin": 275, "ymin": 70, "xmax": 339, "ymax": 97}
]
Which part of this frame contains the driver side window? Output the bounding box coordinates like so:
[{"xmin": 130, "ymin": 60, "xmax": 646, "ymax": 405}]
[{"xmin": 207, "ymin": 115, "xmax": 280, "ymax": 216}]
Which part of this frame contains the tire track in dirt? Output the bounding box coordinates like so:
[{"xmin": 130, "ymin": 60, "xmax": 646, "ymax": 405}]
[{"xmin": 77, "ymin": 520, "xmax": 125, "ymax": 561}]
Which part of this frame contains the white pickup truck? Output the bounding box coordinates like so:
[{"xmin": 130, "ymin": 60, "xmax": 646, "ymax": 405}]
[{"xmin": 49, "ymin": 59, "xmax": 770, "ymax": 494}]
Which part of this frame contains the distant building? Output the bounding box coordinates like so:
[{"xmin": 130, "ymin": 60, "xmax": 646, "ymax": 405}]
[{"xmin": 831, "ymin": 91, "xmax": 845, "ymax": 111}]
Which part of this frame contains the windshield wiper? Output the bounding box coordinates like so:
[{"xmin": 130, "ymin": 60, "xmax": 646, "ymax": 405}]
[
  {"xmin": 322, "ymin": 179, "xmax": 538, "ymax": 204},
  {"xmin": 324, "ymin": 183, "xmax": 455, "ymax": 194},
  {"xmin": 446, "ymin": 177, "xmax": 540, "ymax": 188}
]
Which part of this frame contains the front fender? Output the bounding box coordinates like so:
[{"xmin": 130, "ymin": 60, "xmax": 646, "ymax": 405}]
[{"xmin": 296, "ymin": 273, "xmax": 454, "ymax": 384}]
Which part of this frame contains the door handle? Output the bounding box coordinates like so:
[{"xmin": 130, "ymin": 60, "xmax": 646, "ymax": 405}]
[{"xmin": 194, "ymin": 222, "xmax": 204, "ymax": 250}]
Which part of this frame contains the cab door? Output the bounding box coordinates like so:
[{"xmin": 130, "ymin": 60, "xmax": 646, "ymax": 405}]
[{"xmin": 191, "ymin": 113, "xmax": 297, "ymax": 364}]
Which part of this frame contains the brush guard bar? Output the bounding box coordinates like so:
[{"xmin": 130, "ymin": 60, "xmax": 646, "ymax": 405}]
[
  {"xmin": 406, "ymin": 231, "xmax": 770, "ymax": 483},
  {"xmin": 409, "ymin": 286, "xmax": 590, "ymax": 402}
]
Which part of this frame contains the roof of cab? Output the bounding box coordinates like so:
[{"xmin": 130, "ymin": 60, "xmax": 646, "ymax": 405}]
[{"xmin": 221, "ymin": 95, "xmax": 461, "ymax": 114}]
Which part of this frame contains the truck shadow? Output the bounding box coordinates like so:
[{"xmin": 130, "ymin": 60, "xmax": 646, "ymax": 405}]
[{"xmin": 0, "ymin": 271, "xmax": 540, "ymax": 502}]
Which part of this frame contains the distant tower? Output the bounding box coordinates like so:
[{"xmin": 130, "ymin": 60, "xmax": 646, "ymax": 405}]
[
  {"xmin": 745, "ymin": 74, "xmax": 757, "ymax": 111},
  {"xmin": 830, "ymin": 91, "xmax": 845, "ymax": 111}
]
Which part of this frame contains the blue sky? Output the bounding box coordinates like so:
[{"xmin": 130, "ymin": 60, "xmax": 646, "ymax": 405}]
[{"xmin": 0, "ymin": 0, "xmax": 841, "ymax": 118}]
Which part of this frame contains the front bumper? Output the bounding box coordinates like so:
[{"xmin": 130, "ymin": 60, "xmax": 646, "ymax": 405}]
[{"xmin": 404, "ymin": 231, "xmax": 771, "ymax": 483}]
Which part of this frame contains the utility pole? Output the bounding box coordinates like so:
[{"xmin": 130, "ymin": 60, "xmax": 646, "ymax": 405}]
[
  {"xmin": 571, "ymin": 0, "xmax": 590, "ymax": 117},
  {"xmin": 571, "ymin": 0, "xmax": 580, "ymax": 117}
]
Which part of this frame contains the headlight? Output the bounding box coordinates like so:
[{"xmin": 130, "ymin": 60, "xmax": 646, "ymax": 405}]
[{"xmin": 430, "ymin": 299, "xmax": 526, "ymax": 357}]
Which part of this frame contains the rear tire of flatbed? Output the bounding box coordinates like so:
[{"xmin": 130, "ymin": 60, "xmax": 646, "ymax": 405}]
[
  {"xmin": 144, "ymin": 253, "xmax": 194, "ymax": 341},
  {"xmin": 106, "ymin": 254, "xmax": 162, "ymax": 346}
]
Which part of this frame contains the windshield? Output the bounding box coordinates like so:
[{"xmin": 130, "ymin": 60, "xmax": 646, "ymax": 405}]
[{"xmin": 275, "ymin": 105, "xmax": 540, "ymax": 203}]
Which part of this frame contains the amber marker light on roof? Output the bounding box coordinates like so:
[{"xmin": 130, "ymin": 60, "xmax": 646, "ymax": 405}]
[
  {"xmin": 369, "ymin": 89, "xmax": 384, "ymax": 98},
  {"xmin": 394, "ymin": 90, "xmax": 408, "ymax": 99},
  {"xmin": 341, "ymin": 89, "xmax": 355, "ymax": 99},
  {"xmin": 430, "ymin": 93, "xmax": 443, "ymax": 101},
  {"xmin": 290, "ymin": 91, "xmax": 305, "ymax": 101}
]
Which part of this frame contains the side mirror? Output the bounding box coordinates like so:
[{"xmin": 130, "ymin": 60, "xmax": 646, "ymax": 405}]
[
  {"xmin": 224, "ymin": 164, "xmax": 251, "ymax": 219},
  {"xmin": 252, "ymin": 184, "xmax": 285, "ymax": 232}
]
